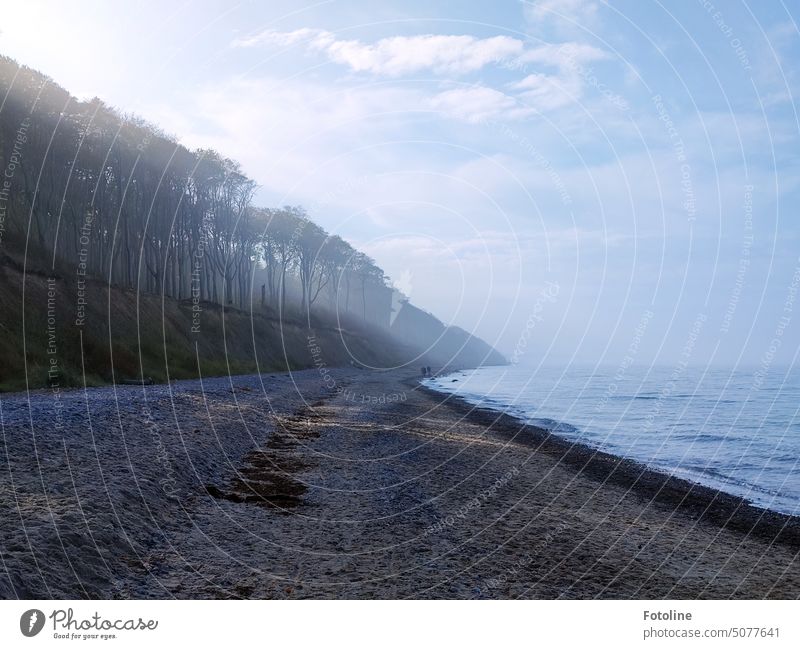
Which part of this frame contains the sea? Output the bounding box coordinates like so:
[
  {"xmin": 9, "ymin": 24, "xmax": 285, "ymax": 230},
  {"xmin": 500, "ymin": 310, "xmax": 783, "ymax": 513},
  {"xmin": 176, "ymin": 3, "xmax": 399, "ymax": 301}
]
[{"xmin": 424, "ymin": 365, "xmax": 800, "ymax": 516}]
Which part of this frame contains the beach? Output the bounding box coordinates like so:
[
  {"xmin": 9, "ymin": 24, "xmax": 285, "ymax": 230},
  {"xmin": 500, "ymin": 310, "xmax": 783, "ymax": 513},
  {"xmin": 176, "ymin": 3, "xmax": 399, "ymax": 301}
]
[{"xmin": 1, "ymin": 367, "xmax": 798, "ymax": 599}]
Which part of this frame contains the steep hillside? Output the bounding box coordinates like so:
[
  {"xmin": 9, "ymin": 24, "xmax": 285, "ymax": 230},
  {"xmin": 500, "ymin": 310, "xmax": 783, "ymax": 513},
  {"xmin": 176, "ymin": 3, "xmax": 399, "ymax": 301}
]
[
  {"xmin": 390, "ymin": 301, "xmax": 507, "ymax": 369},
  {"xmin": 0, "ymin": 248, "xmax": 421, "ymax": 391}
]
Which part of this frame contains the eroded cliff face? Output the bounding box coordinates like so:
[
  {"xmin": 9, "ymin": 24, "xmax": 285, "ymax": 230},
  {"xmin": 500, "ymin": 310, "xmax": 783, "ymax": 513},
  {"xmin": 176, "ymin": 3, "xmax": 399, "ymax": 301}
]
[{"xmin": 389, "ymin": 301, "xmax": 507, "ymax": 371}]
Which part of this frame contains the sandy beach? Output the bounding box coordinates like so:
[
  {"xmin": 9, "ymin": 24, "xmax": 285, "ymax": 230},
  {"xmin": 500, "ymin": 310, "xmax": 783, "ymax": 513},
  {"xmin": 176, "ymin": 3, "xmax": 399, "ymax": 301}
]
[{"xmin": 1, "ymin": 367, "xmax": 798, "ymax": 599}]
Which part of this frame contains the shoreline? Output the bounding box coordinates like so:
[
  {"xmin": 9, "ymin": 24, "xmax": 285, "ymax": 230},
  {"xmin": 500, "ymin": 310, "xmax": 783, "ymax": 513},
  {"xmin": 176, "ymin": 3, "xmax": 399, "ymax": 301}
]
[
  {"xmin": 2, "ymin": 366, "xmax": 799, "ymax": 598},
  {"xmin": 416, "ymin": 377, "xmax": 800, "ymax": 550}
]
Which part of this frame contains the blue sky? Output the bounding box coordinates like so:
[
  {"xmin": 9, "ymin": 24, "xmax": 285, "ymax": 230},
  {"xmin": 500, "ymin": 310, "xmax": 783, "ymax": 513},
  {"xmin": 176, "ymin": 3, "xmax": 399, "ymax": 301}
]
[{"xmin": 2, "ymin": 0, "xmax": 800, "ymax": 367}]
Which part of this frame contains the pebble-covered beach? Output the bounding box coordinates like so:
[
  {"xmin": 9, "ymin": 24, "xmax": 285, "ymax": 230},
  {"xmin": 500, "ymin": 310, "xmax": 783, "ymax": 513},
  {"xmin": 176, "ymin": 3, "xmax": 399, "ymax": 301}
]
[{"xmin": 1, "ymin": 368, "xmax": 798, "ymax": 598}]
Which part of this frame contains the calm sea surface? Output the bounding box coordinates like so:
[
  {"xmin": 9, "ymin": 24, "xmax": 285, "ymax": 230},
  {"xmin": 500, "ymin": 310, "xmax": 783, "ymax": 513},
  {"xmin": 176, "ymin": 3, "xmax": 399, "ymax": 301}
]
[{"xmin": 425, "ymin": 365, "xmax": 800, "ymax": 515}]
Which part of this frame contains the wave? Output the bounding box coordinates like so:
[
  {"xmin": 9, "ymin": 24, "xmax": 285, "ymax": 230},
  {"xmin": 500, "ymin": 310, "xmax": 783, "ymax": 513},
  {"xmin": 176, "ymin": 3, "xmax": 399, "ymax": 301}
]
[{"xmin": 526, "ymin": 417, "xmax": 580, "ymax": 435}]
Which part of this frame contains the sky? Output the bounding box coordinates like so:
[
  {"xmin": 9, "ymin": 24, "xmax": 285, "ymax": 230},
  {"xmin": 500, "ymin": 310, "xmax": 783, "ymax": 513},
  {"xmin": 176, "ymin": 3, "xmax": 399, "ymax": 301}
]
[{"xmin": 2, "ymin": 0, "xmax": 800, "ymax": 368}]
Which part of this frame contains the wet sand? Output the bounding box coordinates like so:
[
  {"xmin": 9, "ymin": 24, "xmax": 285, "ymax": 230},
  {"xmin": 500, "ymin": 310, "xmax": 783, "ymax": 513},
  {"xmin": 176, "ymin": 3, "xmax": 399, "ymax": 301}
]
[{"xmin": 1, "ymin": 367, "xmax": 798, "ymax": 598}]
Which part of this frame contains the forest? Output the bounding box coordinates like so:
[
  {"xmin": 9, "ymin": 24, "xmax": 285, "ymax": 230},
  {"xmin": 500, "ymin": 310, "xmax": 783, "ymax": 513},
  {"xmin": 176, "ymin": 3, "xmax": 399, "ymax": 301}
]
[
  {"xmin": 0, "ymin": 55, "xmax": 394, "ymax": 327},
  {"xmin": 0, "ymin": 55, "xmax": 506, "ymax": 390}
]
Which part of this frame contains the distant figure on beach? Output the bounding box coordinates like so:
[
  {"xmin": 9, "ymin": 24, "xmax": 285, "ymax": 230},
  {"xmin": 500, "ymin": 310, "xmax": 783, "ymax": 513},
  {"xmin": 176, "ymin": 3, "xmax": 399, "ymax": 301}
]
[
  {"xmin": 421, "ymin": 366, "xmax": 428, "ymax": 377},
  {"xmin": 426, "ymin": 366, "xmax": 432, "ymax": 377}
]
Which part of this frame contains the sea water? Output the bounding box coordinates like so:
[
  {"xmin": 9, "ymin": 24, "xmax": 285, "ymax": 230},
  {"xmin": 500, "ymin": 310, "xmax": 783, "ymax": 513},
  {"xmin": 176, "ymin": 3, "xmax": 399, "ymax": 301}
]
[{"xmin": 425, "ymin": 365, "xmax": 800, "ymax": 516}]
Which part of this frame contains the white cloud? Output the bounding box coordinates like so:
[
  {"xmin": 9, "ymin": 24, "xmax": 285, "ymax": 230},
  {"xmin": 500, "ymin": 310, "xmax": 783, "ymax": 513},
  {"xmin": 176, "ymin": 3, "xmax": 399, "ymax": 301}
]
[
  {"xmin": 234, "ymin": 29, "xmax": 525, "ymax": 76},
  {"xmin": 230, "ymin": 27, "xmax": 621, "ymax": 118},
  {"xmin": 229, "ymin": 27, "xmax": 625, "ymax": 120},
  {"xmin": 232, "ymin": 27, "xmax": 325, "ymax": 48},
  {"xmin": 519, "ymin": 42, "xmax": 609, "ymax": 68},
  {"xmin": 430, "ymin": 86, "xmax": 534, "ymax": 123},
  {"xmin": 233, "ymin": 28, "xmax": 612, "ymax": 78},
  {"xmin": 327, "ymin": 34, "xmax": 524, "ymax": 76},
  {"xmin": 511, "ymin": 72, "xmax": 581, "ymax": 110}
]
